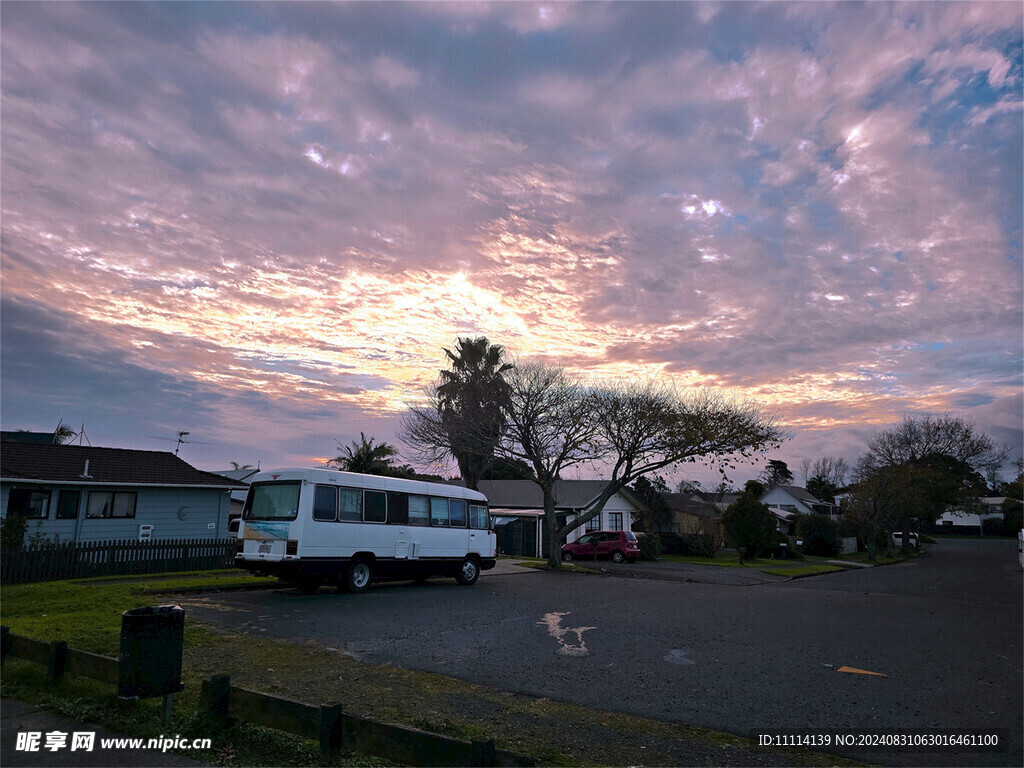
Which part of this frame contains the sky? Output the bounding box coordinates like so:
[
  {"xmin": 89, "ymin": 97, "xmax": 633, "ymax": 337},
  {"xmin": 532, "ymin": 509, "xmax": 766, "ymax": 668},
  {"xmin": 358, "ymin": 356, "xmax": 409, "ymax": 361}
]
[{"xmin": 2, "ymin": 1, "xmax": 1022, "ymax": 488}]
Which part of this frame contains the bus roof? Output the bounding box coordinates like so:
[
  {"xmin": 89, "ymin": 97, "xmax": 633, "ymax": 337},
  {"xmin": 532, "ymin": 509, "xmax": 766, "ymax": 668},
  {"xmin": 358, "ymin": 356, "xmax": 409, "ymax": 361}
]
[{"xmin": 248, "ymin": 468, "xmax": 488, "ymax": 503}]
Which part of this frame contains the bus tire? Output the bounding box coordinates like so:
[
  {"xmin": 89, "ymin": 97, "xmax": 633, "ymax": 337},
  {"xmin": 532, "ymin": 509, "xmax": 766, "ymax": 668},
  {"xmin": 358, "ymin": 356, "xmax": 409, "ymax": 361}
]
[
  {"xmin": 346, "ymin": 559, "xmax": 373, "ymax": 594},
  {"xmin": 455, "ymin": 556, "xmax": 480, "ymax": 586}
]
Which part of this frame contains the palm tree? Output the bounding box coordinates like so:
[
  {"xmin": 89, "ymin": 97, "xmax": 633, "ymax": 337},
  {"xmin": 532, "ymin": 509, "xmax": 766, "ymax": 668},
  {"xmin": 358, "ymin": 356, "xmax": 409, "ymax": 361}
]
[
  {"xmin": 436, "ymin": 337, "xmax": 513, "ymax": 490},
  {"xmin": 331, "ymin": 433, "xmax": 413, "ymax": 477},
  {"xmin": 53, "ymin": 420, "xmax": 77, "ymax": 445}
]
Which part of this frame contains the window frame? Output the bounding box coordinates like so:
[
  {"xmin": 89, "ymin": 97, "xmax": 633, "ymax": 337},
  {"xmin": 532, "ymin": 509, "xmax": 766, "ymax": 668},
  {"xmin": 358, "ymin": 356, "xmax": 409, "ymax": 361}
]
[
  {"xmin": 608, "ymin": 512, "xmax": 623, "ymax": 531},
  {"xmin": 363, "ymin": 490, "xmax": 387, "ymax": 524},
  {"xmin": 430, "ymin": 497, "xmax": 449, "ymax": 527},
  {"xmin": 312, "ymin": 484, "xmax": 338, "ymax": 522},
  {"xmin": 86, "ymin": 490, "xmax": 138, "ymax": 519},
  {"xmin": 56, "ymin": 490, "xmax": 81, "ymax": 520},
  {"xmin": 6, "ymin": 487, "xmax": 51, "ymax": 519},
  {"xmin": 408, "ymin": 494, "xmax": 430, "ymax": 527}
]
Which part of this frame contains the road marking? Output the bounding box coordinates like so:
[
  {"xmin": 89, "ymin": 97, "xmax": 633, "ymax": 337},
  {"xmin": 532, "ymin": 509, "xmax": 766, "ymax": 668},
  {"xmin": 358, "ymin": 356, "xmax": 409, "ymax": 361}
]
[
  {"xmin": 837, "ymin": 665, "xmax": 887, "ymax": 677},
  {"xmin": 538, "ymin": 612, "xmax": 595, "ymax": 657},
  {"xmin": 664, "ymin": 648, "xmax": 696, "ymax": 665}
]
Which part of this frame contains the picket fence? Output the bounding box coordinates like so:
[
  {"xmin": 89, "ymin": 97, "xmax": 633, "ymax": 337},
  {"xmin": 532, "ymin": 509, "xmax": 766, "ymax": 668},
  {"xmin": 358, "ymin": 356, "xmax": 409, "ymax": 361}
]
[{"xmin": 1, "ymin": 538, "xmax": 236, "ymax": 584}]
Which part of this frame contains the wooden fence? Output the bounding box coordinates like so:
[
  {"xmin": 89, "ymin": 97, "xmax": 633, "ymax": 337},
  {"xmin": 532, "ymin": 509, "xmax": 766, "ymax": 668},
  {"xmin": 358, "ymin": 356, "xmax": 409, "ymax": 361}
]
[
  {"xmin": 1, "ymin": 538, "xmax": 236, "ymax": 585},
  {"xmin": 1, "ymin": 627, "xmax": 536, "ymax": 767}
]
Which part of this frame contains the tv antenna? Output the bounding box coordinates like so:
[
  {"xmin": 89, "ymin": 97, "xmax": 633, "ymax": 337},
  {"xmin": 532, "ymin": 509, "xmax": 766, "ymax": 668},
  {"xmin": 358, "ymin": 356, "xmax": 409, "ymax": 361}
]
[{"xmin": 146, "ymin": 430, "xmax": 211, "ymax": 455}]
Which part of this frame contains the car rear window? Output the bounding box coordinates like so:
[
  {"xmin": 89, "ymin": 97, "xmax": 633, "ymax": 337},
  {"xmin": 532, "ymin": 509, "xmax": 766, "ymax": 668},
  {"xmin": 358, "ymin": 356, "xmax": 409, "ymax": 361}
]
[{"xmin": 625, "ymin": 532, "xmax": 637, "ymax": 541}]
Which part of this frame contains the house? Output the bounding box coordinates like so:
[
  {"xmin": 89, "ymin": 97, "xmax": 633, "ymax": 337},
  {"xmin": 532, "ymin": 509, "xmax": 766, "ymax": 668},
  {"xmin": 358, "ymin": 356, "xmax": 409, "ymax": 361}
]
[
  {"xmin": 761, "ymin": 484, "xmax": 837, "ymax": 533},
  {"xmin": 1, "ymin": 441, "xmax": 246, "ymax": 543},
  {"xmin": 478, "ymin": 479, "xmax": 645, "ymax": 559},
  {"xmin": 658, "ymin": 493, "xmax": 726, "ymax": 547},
  {"xmin": 213, "ymin": 466, "xmax": 261, "ymax": 522},
  {"xmin": 935, "ymin": 497, "xmax": 1017, "ymax": 534}
]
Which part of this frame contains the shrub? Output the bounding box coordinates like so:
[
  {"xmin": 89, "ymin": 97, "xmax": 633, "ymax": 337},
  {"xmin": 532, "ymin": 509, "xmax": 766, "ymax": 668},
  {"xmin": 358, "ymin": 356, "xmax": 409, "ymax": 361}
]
[
  {"xmin": 636, "ymin": 532, "xmax": 661, "ymax": 561},
  {"xmin": 1, "ymin": 513, "xmax": 27, "ymax": 552},
  {"xmin": 795, "ymin": 513, "xmax": 840, "ymax": 557},
  {"xmin": 721, "ymin": 481, "xmax": 776, "ymax": 563},
  {"xmin": 1004, "ymin": 505, "xmax": 1023, "ymax": 534}
]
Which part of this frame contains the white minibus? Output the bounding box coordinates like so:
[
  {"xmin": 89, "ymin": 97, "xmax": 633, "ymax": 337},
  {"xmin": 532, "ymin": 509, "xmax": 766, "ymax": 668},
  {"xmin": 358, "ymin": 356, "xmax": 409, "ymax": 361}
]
[{"xmin": 235, "ymin": 468, "xmax": 496, "ymax": 593}]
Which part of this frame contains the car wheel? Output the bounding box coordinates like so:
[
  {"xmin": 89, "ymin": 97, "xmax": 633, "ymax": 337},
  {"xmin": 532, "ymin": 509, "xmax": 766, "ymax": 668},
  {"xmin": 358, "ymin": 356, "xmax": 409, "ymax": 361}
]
[
  {"xmin": 346, "ymin": 559, "xmax": 373, "ymax": 594},
  {"xmin": 612, "ymin": 550, "xmax": 625, "ymax": 564},
  {"xmin": 562, "ymin": 550, "xmax": 573, "ymax": 562},
  {"xmin": 455, "ymin": 557, "xmax": 480, "ymax": 586}
]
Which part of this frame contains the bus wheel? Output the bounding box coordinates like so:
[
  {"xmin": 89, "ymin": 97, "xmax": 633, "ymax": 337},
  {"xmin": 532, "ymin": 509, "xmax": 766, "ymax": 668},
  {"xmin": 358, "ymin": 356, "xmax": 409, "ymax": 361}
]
[
  {"xmin": 346, "ymin": 559, "xmax": 373, "ymax": 594},
  {"xmin": 455, "ymin": 557, "xmax": 480, "ymax": 586}
]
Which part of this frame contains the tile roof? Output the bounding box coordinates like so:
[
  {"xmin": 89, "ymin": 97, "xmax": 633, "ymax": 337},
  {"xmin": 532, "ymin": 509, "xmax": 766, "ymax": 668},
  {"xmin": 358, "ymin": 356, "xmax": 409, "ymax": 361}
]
[
  {"xmin": 663, "ymin": 493, "xmax": 722, "ymax": 519},
  {"xmin": 477, "ymin": 479, "xmax": 644, "ymax": 511},
  {"xmin": 0, "ymin": 442, "xmax": 246, "ymax": 488}
]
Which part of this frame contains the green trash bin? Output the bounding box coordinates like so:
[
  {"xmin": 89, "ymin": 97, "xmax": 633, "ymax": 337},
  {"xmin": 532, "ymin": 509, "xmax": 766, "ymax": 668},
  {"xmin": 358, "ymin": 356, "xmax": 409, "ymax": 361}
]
[{"xmin": 118, "ymin": 605, "xmax": 185, "ymax": 700}]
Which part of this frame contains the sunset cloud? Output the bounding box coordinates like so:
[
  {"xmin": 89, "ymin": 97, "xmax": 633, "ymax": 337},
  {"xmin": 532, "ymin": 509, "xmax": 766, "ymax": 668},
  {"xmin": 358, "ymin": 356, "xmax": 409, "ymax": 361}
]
[{"xmin": 2, "ymin": 1, "xmax": 1020, "ymax": 483}]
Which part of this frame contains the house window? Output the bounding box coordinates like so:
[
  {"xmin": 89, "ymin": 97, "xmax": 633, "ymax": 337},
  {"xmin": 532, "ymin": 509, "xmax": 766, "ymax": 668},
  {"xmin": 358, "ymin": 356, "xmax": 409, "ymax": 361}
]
[
  {"xmin": 56, "ymin": 490, "xmax": 80, "ymax": 520},
  {"xmin": 608, "ymin": 512, "xmax": 623, "ymax": 531},
  {"xmin": 86, "ymin": 491, "xmax": 137, "ymax": 519},
  {"xmin": 585, "ymin": 515, "xmax": 600, "ymax": 531},
  {"xmin": 6, "ymin": 488, "xmax": 50, "ymax": 519}
]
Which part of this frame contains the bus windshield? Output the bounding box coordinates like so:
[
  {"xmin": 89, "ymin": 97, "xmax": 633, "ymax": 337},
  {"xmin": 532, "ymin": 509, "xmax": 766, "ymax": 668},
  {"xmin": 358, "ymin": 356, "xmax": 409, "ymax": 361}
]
[{"xmin": 244, "ymin": 482, "xmax": 301, "ymax": 520}]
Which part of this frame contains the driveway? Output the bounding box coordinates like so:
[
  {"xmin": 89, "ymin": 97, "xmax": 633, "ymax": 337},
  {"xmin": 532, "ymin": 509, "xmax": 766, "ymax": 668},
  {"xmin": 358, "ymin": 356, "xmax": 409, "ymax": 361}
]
[{"xmin": 179, "ymin": 539, "xmax": 1022, "ymax": 767}]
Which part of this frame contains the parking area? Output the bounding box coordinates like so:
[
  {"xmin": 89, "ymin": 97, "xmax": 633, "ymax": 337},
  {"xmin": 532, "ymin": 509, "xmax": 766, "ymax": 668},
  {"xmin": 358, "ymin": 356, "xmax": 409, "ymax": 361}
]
[{"xmin": 179, "ymin": 539, "xmax": 1022, "ymax": 767}]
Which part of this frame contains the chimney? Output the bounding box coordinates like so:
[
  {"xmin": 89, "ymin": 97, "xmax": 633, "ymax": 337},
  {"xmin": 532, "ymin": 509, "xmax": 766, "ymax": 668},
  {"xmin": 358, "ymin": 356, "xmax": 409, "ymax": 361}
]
[{"xmin": 80, "ymin": 460, "xmax": 93, "ymax": 479}]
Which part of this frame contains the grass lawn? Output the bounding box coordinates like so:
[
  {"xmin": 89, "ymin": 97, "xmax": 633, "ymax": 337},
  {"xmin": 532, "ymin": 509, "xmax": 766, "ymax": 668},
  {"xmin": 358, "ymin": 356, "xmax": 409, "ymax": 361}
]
[
  {"xmin": 757, "ymin": 564, "xmax": 845, "ymax": 577},
  {"xmin": 0, "ymin": 570, "xmax": 863, "ymax": 768},
  {"xmin": 660, "ymin": 551, "xmax": 785, "ymax": 568}
]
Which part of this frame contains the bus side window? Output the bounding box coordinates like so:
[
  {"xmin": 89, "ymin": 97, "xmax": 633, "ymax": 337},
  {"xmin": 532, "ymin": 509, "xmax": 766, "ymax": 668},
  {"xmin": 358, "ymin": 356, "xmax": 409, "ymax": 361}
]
[
  {"xmin": 449, "ymin": 498, "xmax": 467, "ymax": 527},
  {"xmin": 470, "ymin": 505, "xmax": 488, "ymax": 529},
  {"xmin": 312, "ymin": 485, "xmax": 337, "ymax": 522},
  {"xmin": 408, "ymin": 495, "xmax": 429, "ymax": 526},
  {"xmin": 430, "ymin": 497, "xmax": 449, "ymax": 527},
  {"xmin": 364, "ymin": 490, "xmax": 387, "ymax": 523},
  {"xmin": 338, "ymin": 488, "xmax": 361, "ymax": 522},
  {"xmin": 388, "ymin": 492, "xmax": 409, "ymax": 526}
]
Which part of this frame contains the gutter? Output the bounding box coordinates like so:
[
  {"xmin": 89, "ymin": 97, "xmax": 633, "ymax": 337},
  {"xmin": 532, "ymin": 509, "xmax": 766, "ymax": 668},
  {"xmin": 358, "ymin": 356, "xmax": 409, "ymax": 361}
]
[{"xmin": 1, "ymin": 479, "xmax": 247, "ymax": 490}]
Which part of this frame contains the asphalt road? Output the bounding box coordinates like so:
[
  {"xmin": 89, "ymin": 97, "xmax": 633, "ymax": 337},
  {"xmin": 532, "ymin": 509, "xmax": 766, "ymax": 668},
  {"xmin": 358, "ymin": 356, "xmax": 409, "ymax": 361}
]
[{"xmin": 182, "ymin": 539, "xmax": 1023, "ymax": 766}]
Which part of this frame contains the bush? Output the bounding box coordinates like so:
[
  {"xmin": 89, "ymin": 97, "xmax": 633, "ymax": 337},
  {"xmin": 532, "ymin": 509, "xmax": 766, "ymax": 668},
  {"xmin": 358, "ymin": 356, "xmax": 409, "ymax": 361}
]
[
  {"xmin": 1, "ymin": 513, "xmax": 27, "ymax": 552},
  {"xmin": 795, "ymin": 513, "xmax": 840, "ymax": 557},
  {"xmin": 721, "ymin": 482, "xmax": 776, "ymax": 563},
  {"xmin": 1004, "ymin": 506, "xmax": 1023, "ymax": 534},
  {"xmin": 636, "ymin": 532, "xmax": 661, "ymax": 561}
]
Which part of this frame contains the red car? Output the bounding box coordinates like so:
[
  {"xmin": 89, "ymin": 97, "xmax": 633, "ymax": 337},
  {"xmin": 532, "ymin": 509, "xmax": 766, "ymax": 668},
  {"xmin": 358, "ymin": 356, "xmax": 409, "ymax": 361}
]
[{"xmin": 561, "ymin": 531, "xmax": 640, "ymax": 564}]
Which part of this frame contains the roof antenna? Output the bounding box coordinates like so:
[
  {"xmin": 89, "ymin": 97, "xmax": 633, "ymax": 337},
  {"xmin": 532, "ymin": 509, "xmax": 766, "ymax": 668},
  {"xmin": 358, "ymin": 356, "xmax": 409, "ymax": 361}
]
[
  {"xmin": 175, "ymin": 431, "xmax": 190, "ymax": 456},
  {"xmin": 77, "ymin": 424, "xmax": 91, "ymax": 446}
]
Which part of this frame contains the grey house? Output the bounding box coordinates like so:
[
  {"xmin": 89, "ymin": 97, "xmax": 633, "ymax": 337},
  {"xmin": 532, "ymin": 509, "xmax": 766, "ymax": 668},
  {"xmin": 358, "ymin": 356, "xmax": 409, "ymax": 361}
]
[
  {"xmin": 478, "ymin": 479, "xmax": 645, "ymax": 559},
  {"xmin": 1, "ymin": 441, "xmax": 245, "ymax": 543}
]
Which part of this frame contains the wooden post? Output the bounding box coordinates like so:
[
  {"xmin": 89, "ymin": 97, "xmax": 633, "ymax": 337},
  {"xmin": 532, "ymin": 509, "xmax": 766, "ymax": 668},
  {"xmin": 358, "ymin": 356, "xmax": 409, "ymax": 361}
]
[
  {"xmin": 318, "ymin": 702, "xmax": 343, "ymax": 763},
  {"xmin": 471, "ymin": 739, "xmax": 497, "ymax": 767},
  {"xmin": 200, "ymin": 675, "xmax": 232, "ymax": 730},
  {"xmin": 47, "ymin": 641, "xmax": 68, "ymax": 683},
  {"xmin": 1, "ymin": 626, "xmax": 9, "ymax": 664}
]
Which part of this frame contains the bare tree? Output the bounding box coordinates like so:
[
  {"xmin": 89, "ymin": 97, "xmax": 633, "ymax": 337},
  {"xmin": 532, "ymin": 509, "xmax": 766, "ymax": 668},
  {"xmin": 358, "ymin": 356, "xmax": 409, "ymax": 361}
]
[
  {"xmin": 502, "ymin": 371, "xmax": 782, "ymax": 568},
  {"xmin": 863, "ymin": 414, "xmax": 1007, "ymax": 552},
  {"xmin": 403, "ymin": 356, "xmax": 783, "ymax": 569}
]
